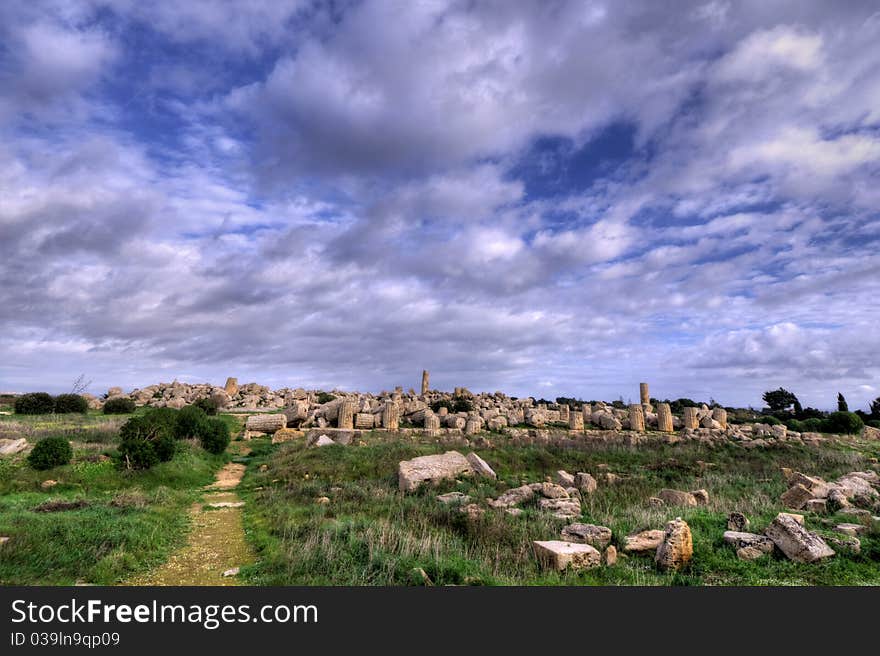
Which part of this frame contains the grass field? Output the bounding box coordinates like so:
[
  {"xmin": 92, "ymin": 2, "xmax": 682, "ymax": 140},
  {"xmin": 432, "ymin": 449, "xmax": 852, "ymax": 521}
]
[
  {"xmin": 238, "ymin": 432, "xmax": 880, "ymax": 585},
  {"xmin": 0, "ymin": 411, "xmax": 236, "ymax": 585}
]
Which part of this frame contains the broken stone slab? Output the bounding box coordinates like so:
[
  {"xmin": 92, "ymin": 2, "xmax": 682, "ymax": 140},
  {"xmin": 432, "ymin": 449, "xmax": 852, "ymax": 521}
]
[
  {"xmin": 723, "ymin": 531, "xmax": 774, "ymax": 554},
  {"xmin": 533, "ymin": 540, "xmax": 601, "ymax": 571},
  {"xmin": 436, "ymin": 492, "xmax": 471, "ymax": 505},
  {"xmin": 245, "ymin": 414, "xmax": 287, "ymax": 433},
  {"xmin": 0, "ymin": 537, "xmax": 9, "ymax": 546},
  {"xmin": 780, "ymin": 483, "xmax": 813, "ymax": 510},
  {"xmin": 398, "ymin": 451, "xmax": 473, "ymax": 492},
  {"xmin": 0, "ymin": 438, "xmax": 28, "ymax": 456},
  {"xmin": 603, "ymin": 545, "xmax": 617, "ymax": 566},
  {"xmin": 222, "ymin": 567, "xmax": 240, "ymax": 577},
  {"xmin": 538, "ymin": 482, "xmax": 570, "ymax": 499},
  {"xmin": 556, "ymin": 470, "xmax": 575, "ymax": 486},
  {"xmin": 764, "ymin": 513, "xmax": 835, "ymax": 563},
  {"xmin": 560, "ymin": 523, "xmax": 612, "ymax": 549},
  {"xmin": 466, "ymin": 452, "xmax": 496, "ymax": 479},
  {"xmin": 655, "ymin": 518, "xmax": 693, "ymax": 571},
  {"xmin": 827, "ymin": 535, "xmax": 861, "ymax": 554},
  {"xmin": 805, "ymin": 498, "xmax": 828, "ymax": 514},
  {"xmin": 727, "ymin": 511, "xmax": 750, "ymax": 531},
  {"xmin": 311, "ymin": 435, "xmax": 336, "ymax": 447},
  {"xmin": 657, "ymin": 489, "xmax": 697, "ymax": 507},
  {"xmin": 538, "ymin": 497, "xmax": 581, "ymax": 519},
  {"xmin": 574, "ymin": 472, "xmax": 597, "ymax": 494},
  {"xmin": 489, "ymin": 484, "xmax": 534, "ymax": 508},
  {"xmin": 271, "ymin": 428, "xmax": 303, "ymax": 444},
  {"xmin": 834, "ymin": 523, "xmax": 866, "ymax": 536},
  {"xmin": 691, "ymin": 489, "xmax": 710, "ymax": 505},
  {"xmin": 623, "ymin": 529, "xmax": 665, "ymax": 553},
  {"xmin": 736, "ymin": 546, "xmax": 768, "ymax": 561},
  {"xmin": 206, "ymin": 501, "xmax": 245, "ymax": 509}
]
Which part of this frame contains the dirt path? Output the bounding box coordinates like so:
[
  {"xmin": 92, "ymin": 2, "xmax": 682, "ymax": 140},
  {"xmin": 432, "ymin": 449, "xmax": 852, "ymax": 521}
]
[{"xmin": 126, "ymin": 446, "xmax": 253, "ymax": 586}]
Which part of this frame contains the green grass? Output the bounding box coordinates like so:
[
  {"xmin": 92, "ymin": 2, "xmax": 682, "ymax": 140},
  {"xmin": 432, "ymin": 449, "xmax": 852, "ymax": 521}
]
[
  {"xmin": 0, "ymin": 411, "xmax": 238, "ymax": 585},
  {"xmin": 239, "ymin": 432, "xmax": 880, "ymax": 586}
]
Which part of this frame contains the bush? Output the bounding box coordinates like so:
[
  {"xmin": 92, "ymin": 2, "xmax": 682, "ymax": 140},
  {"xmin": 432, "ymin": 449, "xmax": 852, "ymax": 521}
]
[
  {"xmin": 759, "ymin": 415, "xmax": 782, "ymax": 426},
  {"xmin": 118, "ymin": 410, "xmax": 178, "ymax": 469},
  {"xmin": 316, "ymin": 392, "xmax": 336, "ymax": 404},
  {"xmin": 821, "ymin": 411, "xmax": 864, "ymax": 435},
  {"xmin": 868, "ymin": 420, "xmax": 880, "ymax": 429},
  {"xmin": 785, "ymin": 419, "xmax": 804, "ymax": 432},
  {"xmin": 54, "ymin": 393, "xmax": 88, "ymax": 414},
  {"xmin": 198, "ymin": 418, "xmax": 230, "ymax": 454},
  {"xmin": 801, "ymin": 417, "xmax": 824, "ymax": 432},
  {"xmin": 193, "ymin": 396, "xmax": 219, "ymax": 416},
  {"xmin": 27, "ymin": 436, "xmax": 73, "ymax": 470},
  {"xmin": 452, "ymin": 399, "xmax": 474, "ymax": 413},
  {"xmin": 103, "ymin": 397, "xmax": 136, "ymax": 414},
  {"xmin": 14, "ymin": 392, "xmax": 55, "ymax": 415},
  {"xmin": 174, "ymin": 405, "xmax": 208, "ymax": 439}
]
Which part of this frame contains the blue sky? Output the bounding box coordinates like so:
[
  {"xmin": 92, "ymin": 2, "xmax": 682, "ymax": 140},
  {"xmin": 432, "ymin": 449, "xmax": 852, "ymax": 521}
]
[{"xmin": 1, "ymin": 1, "xmax": 879, "ymax": 410}]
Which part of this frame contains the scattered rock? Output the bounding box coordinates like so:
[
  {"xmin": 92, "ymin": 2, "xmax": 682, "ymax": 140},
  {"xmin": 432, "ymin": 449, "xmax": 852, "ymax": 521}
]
[
  {"xmin": 574, "ymin": 472, "xmax": 597, "ymax": 494},
  {"xmin": 245, "ymin": 414, "xmax": 287, "ymax": 434},
  {"xmin": 437, "ymin": 492, "xmax": 471, "ymax": 505},
  {"xmin": 623, "ymin": 529, "xmax": 665, "ymax": 553},
  {"xmin": 398, "ymin": 451, "xmax": 473, "ymax": 492},
  {"xmin": 271, "ymin": 428, "xmax": 302, "ymax": 444},
  {"xmin": 460, "ymin": 503, "xmax": 485, "ymax": 520},
  {"xmin": 466, "ymin": 452, "xmax": 496, "ymax": 479},
  {"xmin": 222, "ymin": 567, "xmax": 240, "ymax": 577},
  {"xmin": 0, "ymin": 537, "xmax": 9, "ymax": 546},
  {"xmin": 805, "ymin": 498, "xmax": 827, "ymax": 514},
  {"xmin": 40, "ymin": 479, "xmax": 58, "ymax": 490},
  {"xmin": 765, "ymin": 513, "xmax": 835, "ymax": 563},
  {"xmin": 316, "ymin": 496, "xmax": 330, "ymax": 505},
  {"xmin": 489, "ymin": 485, "xmax": 535, "ymax": 508},
  {"xmin": 780, "ymin": 483, "xmax": 813, "ymax": 510},
  {"xmin": 411, "ymin": 567, "xmax": 433, "ymax": 586},
  {"xmin": 723, "ymin": 531, "xmax": 774, "ymax": 554},
  {"xmin": 827, "ymin": 535, "xmax": 861, "ymax": 554},
  {"xmin": 311, "ymin": 435, "xmax": 336, "ymax": 448},
  {"xmin": 691, "ymin": 489, "xmax": 710, "ymax": 506},
  {"xmin": 736, "ymin": 546, "xmax": 767, "ymax": 561},
  {"xmin": 727, "ymin": 511, "xmax": 750, "ymax": 532},
  {"xmin": 538, "ymin": 482, "xmax": 570, "ymax": 499},
  {"xmin": 655, "ymin": 518, "xmax": 693, "ymax": 571},
  {"xmin": 505, "ymin": 508, "xmax": 524, "ymax": 517},
  {"xmin": 560, "ymin": 523, "xmax": 612, "ymax": 549},
  {"xmin": 648, "ymin": 496, "xmax": 664, "ymax": 507},
  {"xmin": 778, "ymin": 512, "xmax": 804, "ymax": 525},
  {"xmin": 603, "ymin": 545, "xmax": 617, "ymax": 566},
  {"xmin": 539, "ymin": 497, "xmax": 581, "ymax": 519},
  {"xmin": 533, "ymin": 540, "xmax": 601, "ymax": 571},
  {"xmin": 834, "ymin": 523, "xmax": 866, "ymax": 536},
  {"xmin": 0, "ymin": 438, "xmax": 28, "ymax": 456},
  {"xmin": 556, "ymin": 470, "xmax": 575, "ymax": 486},
  {"xmin": 207, "ymin": 501, "xmax": 245, "ymax": 508},
  {"xmin": 657, "ymin": 489, "xmax": 697, "ymax": 507}
]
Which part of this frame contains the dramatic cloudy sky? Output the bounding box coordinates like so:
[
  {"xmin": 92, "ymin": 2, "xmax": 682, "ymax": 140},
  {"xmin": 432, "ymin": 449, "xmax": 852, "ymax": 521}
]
[{"xmin": 1, "ymin": 1, "xmax": 879, "ymax": 409}]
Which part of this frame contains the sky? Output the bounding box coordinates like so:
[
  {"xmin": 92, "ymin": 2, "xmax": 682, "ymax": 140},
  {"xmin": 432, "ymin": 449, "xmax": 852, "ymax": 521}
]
[{"xmin": 1, "ymin": 1, "xmax": 879, "ymax": 410}]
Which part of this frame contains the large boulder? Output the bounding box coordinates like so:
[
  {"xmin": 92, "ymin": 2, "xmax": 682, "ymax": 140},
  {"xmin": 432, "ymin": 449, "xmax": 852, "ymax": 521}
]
[
  {"xmin": 0, "ymin": 438, "xmax": 28, "ymax": 456},
  {"xmin": 489, "ymin": 485, "xmax": 535, "ymax": 508},
  {"xmin": 574, "ymin": 472, "xmax": 597, "ymax": 494},
  {"xmin": 398, "ymin": 451, "xmax": 473, "ymax": 492},
  {"xmin": 561, "ymin": 523, "xmax": 612, "ymax": 549},
  {"xmin": 533, "ymin": 540, "xmax": 601, "ymax": 571},
  {"xmin": 538, "ymin": 497, "xmax": 581, "ymax": 519},
  {"xmin": 764, "ymin": 513, "xmax": 835, "ymax": 563},
  {"xmin": 655, "ymin": 518, "xmax": 693, "ymax": 571},
  {"xmin": 657, "ymin": 489, "xmax": 697, "ymax": 507},
  {"xmin": 723, "ymin": 531, "xmax": 774, "ymax": 555},
  {"xmin": 466, "ymin": 452, "xmax": 496, "ymax": 479},
  {"xmin": 624, "ymin": 529, "xmax": 665, "ymax": 553}
]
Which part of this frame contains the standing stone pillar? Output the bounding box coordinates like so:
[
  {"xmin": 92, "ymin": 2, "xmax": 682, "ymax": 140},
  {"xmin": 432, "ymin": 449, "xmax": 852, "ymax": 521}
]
[
  {"xmin": 225, "ymin": 377, "xmax": 238, "ymax": 397},
  {"xmin": 657, "ymin": 403, "xmax": 674, "ymax": 432},
  {"xmin": 382, "ymin": 401, "xmax": 399, "ymax": 430},
  {"xmin": 464, "ymin": 417, "xmax": 481, "ymax": 435},
  {"xmin": 683, "ymin": 407, "xmax": 699, "ymax": 430},
  {"xmin": 338, "ymin": 398, "xmax": 357, "ymax": 429},
  {"xmin": 711, "ymin": 407, "xmax": 728, "ymax": 430},
  {"xmin": 628, "ymin": 404, "xmax": 645, "ymax": 432},
  {"xmin": 582, "ymin": 403, "xmax": 592, "ymax": 426},
  {"xmin": 559, "ymin": 404, "xmax": 570, "ymax": 422},
  {"xmin": 569, "ymin": 411, "xmax": 584, "ymax": 431},
  {"xmin": 639, "ymin": 382, "xmax": 650, "ymax": 406},
  {"xmin": 424, "ymin": 411, "xmax": 440, "ymax": 432},
  {"xmin": 421, "ymin": 370, "xmax": 429, "ymax": 396}
]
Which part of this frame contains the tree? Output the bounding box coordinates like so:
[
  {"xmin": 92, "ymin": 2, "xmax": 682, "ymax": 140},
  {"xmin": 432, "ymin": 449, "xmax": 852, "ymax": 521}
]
[
  {"xmin": 837, "ymin": 393, "xmax": 848, "ymax": 412},
  {"xmin": 762, "ymin": 388, "xmax": 799, "ymax": 413},
  {"xmin": 871, "ymin": 397, "xmax": 880, "ymax": 419}
]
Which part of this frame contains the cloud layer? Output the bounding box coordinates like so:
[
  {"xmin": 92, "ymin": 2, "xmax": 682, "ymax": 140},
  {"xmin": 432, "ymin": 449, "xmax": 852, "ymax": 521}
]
[{"xmin": 1, "ymin": 1, "xmax": 879, "ymax": 409}]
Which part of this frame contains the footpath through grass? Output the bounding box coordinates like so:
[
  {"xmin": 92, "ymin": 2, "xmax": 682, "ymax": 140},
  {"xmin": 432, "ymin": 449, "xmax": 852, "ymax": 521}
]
[
  {"xmin": 239, "ymin": 432, "xmax": 880, "ymax": 586},
  {"xmin": 0, "ymin": 411, "xmax": 238, "ymax": 585}
]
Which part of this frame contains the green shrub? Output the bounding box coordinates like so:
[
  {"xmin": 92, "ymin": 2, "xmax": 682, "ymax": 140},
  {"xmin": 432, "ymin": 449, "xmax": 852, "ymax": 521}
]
[
  {"xmin": 27, "ymin": 436, "xmax": 73, "ymax": 470},
  {"xmin": 14, "ymin": 392, "xmax": 55, "ymax": 415},
  {"xmin": 316, "ymin": 392, "xmax": 336, "ymax": 404},
  {"xmin": 759, "ymin": 415, "xmax": 782, "ymax": 426},
  {"xmin": 785, "ymin": 418, "xmax": 804, "ymax": 432},
  {"xmin": 118, "ymin": 410, "xmax": 178, "ymax": 469},
  {"xmin": 53, "ymin": 393, "xmax": 88, "ymax": 414},
  {"xmin": 103, "ymin": 397, "xmax": 136, "ymax": 414},
  {"xmin": 198, "ymin": 418, "xmax": 230, "ymax": 454},
  {"xmin": 821, "ymin": 411, "xmax": 864, "ymax": 435},
  {"xmin": 452, "ymin": 399, "xmax": 474, "ymax": 413},
  {"xmin": 868, "ymin": 420, "xmax": 880, "ymax": 429},
  {"xmin": 801, "ymin": 417, "xmax": 824, "ymax": 432},
  {"xmin": 193, "ymin": 396, "xmax": 219, "ymax": 416},
  {"xmin": 174, "ymin": 405, "xmax": 208, "ymax": 439}
]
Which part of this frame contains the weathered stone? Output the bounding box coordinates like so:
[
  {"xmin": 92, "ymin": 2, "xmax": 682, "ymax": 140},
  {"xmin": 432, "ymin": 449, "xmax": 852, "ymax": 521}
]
[
  {"xmin": 245, "ymin": 414, "xmax": 287, "ymax": 433},
  {"xmin": 624, "ymin": 529, "xmax": 665, "ymax": 553},
  {"xmin": 224, "ymin": 377, "xmax": 238, "ymax": 397},
  {"xmin": 711, "ymin": 407, "xmax": 728, "ymax": 430},
  {"xmin": 603, "ymin": 545, "xmax": 617, "ymax": 566},
  {"xmin": 827, "ymin": 535, "xmax": 861, "ymax": 554},
  {"xmin": 765, "ymin": 513, "xmax": 835, "ymax": 563},
  {"xmin": 0, "ymin": 438, "xmax": 28, "ymax": 456},
  {"xmin": 464, "ymin": 418, "xmax": 481, "ymax": 435},
  {"xmin": 539, "ymin": 482, "xmax": 570, "ymax": 499},
  {"xmin": 311, "ymin": 435, "xmax": 336, "ymax": 447},
  {"xmin": 723, "ymin": 531, "xmax": 774, "ymax": 553},
  {"xmin": 382, "ymin": 401, "xmax": 399, "ymax": 430},
  {"xmin": 460, "ymin": 503, "xmax": 485, "ymax": 520},
  {"xmin": 337, "ymin": 398, "xmax": 357, "ymax": 430},
  {"xmin": 656, "ymin": 403, "xmax": 674, "ymax": 432},
  {"xmin": 780, "ymin": 483, "xmax": 813, "ymax": 510},
  {"xmin": 271, "ymin": 428, "xmax": 302, "ymax": 444},
  {"xmin": 657, "ymin": 489, "xmax": 697, "ymax": 507},
  {"xmin": 574, "ymin": 472, "xmax": 597, "ymax": 494},
  {"xmin": 727, "ymin": 511, "xmax": 750, "ymax": 531},
  {"xmin": 490, "ymin": 485, "xmax": 534, "ymax": 508},
  {"xmin": 568, "ymin": 411, "xmax": 584, "ymax": 431},
  {"xmin": 424, "ymin": 412, "xmax": 440, "ymax": 432},
  {"xmin": 737, "ymin": 546, "xmax": 767, "ymax": 561},
  {"xmin": 805, "ymin": 498, "xmax": 828, "ymax": 514},
  {"xmin": 691, "ymin": 489, "xmax": 710, "ymax": 506},
  {"xmin": 655, "ymin": 518, "xmax": 693, "ymax": 571},
  {"xmin": 561, "ymin": 523, "xmax": 612, "ymax": 549},
  {"xmin": 556, "ymin": 470, "xmax": 575, "ymax": 486},
  {"xmin": 628, "ymin": 404, "xmax": 645, "ymax": 432},
  {"xmin": 41, "ymin": 479, "xmax": 58, "ymax": 490},
  {"xmin": 639, "ymin": 382, "xmax": 650, "ymax": 406},
  {"xmin": 533, "ymin": 540, "xmax": 601, "ymax": 571},
  {"xmin": 835, "ymin": 523, "xmax": 866, "ymax": 536},
  {"xmin": 437, "ymin": 492, "xmax": 470, "ymax": 505},
  {"xmin": 355, "ymin": 412, "xmax": 374, "ymax": 429},
  {"xmin": 420, "ymin": 370, "xmax": 429, "ymax": 396},
  {"xmin": 683, "ymin": 406, "xmax": 699, "ymax": 430},
  {"xmin": 466, "ymin": 452, "xmax": 496, "ymax": 479},
  {"xmin": 398, "ymin": 451, "xmax": 473, "ymax": 492},
  {"xmin": 538, "ymin": 497, "xmax": 581, "ymax": 519}
]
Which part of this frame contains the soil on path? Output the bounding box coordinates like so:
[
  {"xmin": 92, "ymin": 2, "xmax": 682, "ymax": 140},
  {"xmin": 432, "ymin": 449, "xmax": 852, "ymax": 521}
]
[{"xmin": 126, "ymin": 446, "xmax": 253, "ymax": 586}]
